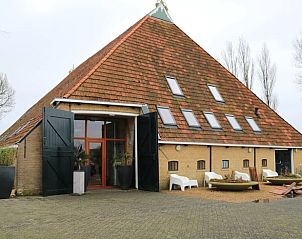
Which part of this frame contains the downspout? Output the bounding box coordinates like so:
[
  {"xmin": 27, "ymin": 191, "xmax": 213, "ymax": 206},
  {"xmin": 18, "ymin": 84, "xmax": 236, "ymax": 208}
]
[
  {"xmin": 209, "ymin": 146, "xmax": 212, "ymax": 172},
  {"xmin": 254, "ymin": 148, "xmax": 257, "ymax": 167}
]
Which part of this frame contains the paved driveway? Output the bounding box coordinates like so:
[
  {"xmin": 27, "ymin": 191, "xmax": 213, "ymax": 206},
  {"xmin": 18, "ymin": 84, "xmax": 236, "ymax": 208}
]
[{"xmin": 0, "ymin": 190, "xmax": 301, "ymax": 239}]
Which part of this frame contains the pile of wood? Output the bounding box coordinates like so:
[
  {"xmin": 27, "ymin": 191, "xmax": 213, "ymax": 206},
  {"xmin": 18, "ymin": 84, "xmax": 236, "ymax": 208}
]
[{"xmin": 269, "ymin": 182, "xmax": 302, "ymax": 197}]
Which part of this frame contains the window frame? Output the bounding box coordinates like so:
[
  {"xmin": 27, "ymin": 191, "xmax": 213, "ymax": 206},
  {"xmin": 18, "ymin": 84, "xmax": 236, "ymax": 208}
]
[
  {"xmin": 222, "ymin": 160, "xmax": 229, "ymax": 169},
  {"xmin": 204, "ymin": 112, "xmax": 222, "ymax": 129},
  {"xmin": 168, "ymin": 161, "xmax": 179, "ymax": 171},
  {"xmin": 225, "ymin": 114, "xmax": 242, "ymax": 131},
  {"xmin": 208, "ymin": 84, "xmax": 225, "ymax": 103},
  {"xmin": 243, "ymin": 159, "xmax": 249, "ymax": 168},
  {"xmin": 245, "ymin": 116, "xmax": 261, "ymax": 132},
  {"xmin": 197, "ymin": 160, "xmax": 206, "ymax": 170},
  {"xmin": 165, "ymin": 76, "xmax": 184, "ymax": 97},
  {"xmin": 157, "ymin": 106, "xmax": 177, "ymax": 127},
  {"xmin": 181, "ymin": 109, "xmax": 201, "ymax": 129},
  {"xmin": 262, "ymin": 159, "xmax": 268, "ymax": 168}
]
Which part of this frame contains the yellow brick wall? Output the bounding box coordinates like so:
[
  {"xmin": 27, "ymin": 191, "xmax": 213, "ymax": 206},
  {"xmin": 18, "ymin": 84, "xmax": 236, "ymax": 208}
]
[
  {"xmin": 158, "ymin": 145, "xmax": 210, "ymax": 190},
  {"xmin": 255, "ymin": 148, "xmax": 275, "ymax": 179},
  {"xmin": 293, "ymin": 149, "xmax": 302, "ymax": 174},
  {"xmin": 57, "ymin": 102, "xmax": 141, "ymax": 115},
  {"xmin": 158, "ymin": 145, "xmax": 276, "ymax": 189},
  {"xmin": 16, "ymin": 124, "xmax": 42, "ymax": 195},
  {"xmin": 211, "ymin": 146, "xmax": 253, "ymax": 178}
]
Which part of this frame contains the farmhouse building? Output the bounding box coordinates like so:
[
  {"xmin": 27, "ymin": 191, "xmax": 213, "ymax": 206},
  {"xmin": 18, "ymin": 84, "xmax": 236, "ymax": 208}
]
[{"xmin": 1, "ymin": 2, "xmax": 302, "ymax": 195}]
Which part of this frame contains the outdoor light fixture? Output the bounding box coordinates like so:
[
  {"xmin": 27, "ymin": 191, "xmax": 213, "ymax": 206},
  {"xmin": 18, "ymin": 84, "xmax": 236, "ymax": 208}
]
[{"xmin": 175, "ymin": 145, "xmax": 181, "ymax": 151}]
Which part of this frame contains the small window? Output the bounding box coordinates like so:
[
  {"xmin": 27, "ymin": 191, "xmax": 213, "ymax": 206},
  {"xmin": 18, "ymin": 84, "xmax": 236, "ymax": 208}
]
[
  {"xmin": 222, "ymin": 160, "xmax": 229, "ymax": 169},
  {"xmin": 208, "ymin": 85, "xmax": 224, "ymax": 102},
  {"xmin": 204, "ymin": 112, "xmax": 222, "ymax": 129},
  {"xmin": 166, "ymin": 76, "xmax": 184, "ymax": 97},
  {"xmin": 243, "ymin": 159, "xmax": 249, "ymax": 168},
  {"xmin": 262, "ymin": 159, "xmax": 268, "ymax": 167},
  {"xmin": 225, "ymin": 114, "xmax": 242, "ymax": 131},
  {"xmin": 197, "ymin": 160, "xmax": 206, "ymax": 170},
  {"xmin": 181, "ymin": 109, "xmax": 201, "ymax": 128},
  {"xmin": 168, "ymin": 161, "xmax": 179, "ymax": 171},
  {"xmin": 245, "ymin": 116, "xmax": 261, "ymax": 132},
  {"xmin": 157, "ymin": 106, "xmax": 177, "ymax": 126}
]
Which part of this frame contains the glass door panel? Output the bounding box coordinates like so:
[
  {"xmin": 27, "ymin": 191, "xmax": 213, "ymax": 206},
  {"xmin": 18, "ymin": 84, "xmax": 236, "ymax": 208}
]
[
  {"xmin": 106, "ymin": 119, "xmax": 126, "ymax": 139},
  {"xmin": 106, "ymin": 141, "xmax": 125, "ymax": 186},
  {"xmin": 87, "ymin": 120, "xmax": 104, "ymax": 138},
  {"xmin": 89, "ymin": 142, "xmax": 103, "ymax": 185}
]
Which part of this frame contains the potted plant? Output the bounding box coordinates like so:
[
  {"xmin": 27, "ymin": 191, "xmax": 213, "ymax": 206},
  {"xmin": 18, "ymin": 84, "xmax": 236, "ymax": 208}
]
[
  {"xmin": 73, "ymin": 145, "xmax": 87, "ymax": 195},
  {"xmin": 115, "ymin": 153, "xmax": 133, "ymax": 190},
  {"xmin": 0, "ymin": 148, "xmax": 16, "ymax": 199}
]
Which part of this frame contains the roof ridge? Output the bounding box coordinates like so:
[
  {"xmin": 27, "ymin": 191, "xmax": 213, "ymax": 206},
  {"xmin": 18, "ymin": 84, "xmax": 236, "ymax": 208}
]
[{"xmin": 63, "ymin": 15, "xmax": 149, "ymax": 98}]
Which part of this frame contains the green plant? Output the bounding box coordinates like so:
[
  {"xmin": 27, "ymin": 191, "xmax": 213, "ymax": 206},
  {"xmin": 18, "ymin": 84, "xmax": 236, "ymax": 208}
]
[
  {"xmin": 74, "ymin": 145, "xmax": 87, "ymax": 170},
  {"xmin": 114, "ymin": 152, "xmax": 132, "ymax": 166},
  {"xmin": 0, "ymin": 148, "xmax": 16, "ymax": 166}
]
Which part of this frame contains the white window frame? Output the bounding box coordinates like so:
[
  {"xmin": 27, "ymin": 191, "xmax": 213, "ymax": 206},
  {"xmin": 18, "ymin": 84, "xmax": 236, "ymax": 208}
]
[
  {"xmin": 157, "ymin": 106, "xmax": 177, "ymax": 126},
  {"xmin": 181, "ymin": 109, "xmax": 201, "ymax": 128},
  {"xmin": 245, "ymin": 116, "xmax": 261, "ymax": 132},
  {"xmin": 208, "ymin": 84, "xmax": 224, "ymax": 103},
  {"xmin": 165, "ymin": 76, "xmax": 184, "ymax": 97},
  {"xmin": 225, "ymin": 114, "xmax": 242, "ymax": 131},
  {"xmin": 204, "ymin": 112, "xmax": 222, "ymax": 129},
  {"xmin": 222, "ymin": 160, "xmax": 229, "ymax": 169}
]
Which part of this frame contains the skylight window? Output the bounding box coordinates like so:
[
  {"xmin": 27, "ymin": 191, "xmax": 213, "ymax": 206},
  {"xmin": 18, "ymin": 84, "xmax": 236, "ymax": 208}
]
[
  {"xmin": 181, "ymin": 109, "xmax": 201, "ymax": 128},
  {"xmin": 208, "ymin": 85, "xmax": 224, "ymax": 103},
  {"xmin": 204, "ymin": 112, "xmax": 222, "ymax": 129},
  {"xmin": 157, "ymin": 106, "xmax": 177, "ymax": 126},
  {"xmin": 245, "ymin": 116, "xmax": 261, "ymax": 132},
  {"xmin": 166, "ymin": 76, "xmax": 184, "ymax": 97},
  {"xmin": 225, "ymin": 114, "xmax": 242, "ymax": 131}
]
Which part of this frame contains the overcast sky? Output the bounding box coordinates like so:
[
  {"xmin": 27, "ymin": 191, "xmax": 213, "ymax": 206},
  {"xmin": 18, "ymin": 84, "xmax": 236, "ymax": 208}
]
[{"xmin": 0, "ymin": 0, "xmax": 302, "ymax": 134}]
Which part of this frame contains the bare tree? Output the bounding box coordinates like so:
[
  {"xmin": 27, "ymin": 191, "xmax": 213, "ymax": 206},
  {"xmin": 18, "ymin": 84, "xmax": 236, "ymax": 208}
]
[
  {"xmin": 222, "ymin": 41, "xmax": 238, "ymax": 78},
  {"xmin": 221, "ymin": 38, "xmax": 255, "ymax": 90},
  {"xmin": 0, "ymin": 73, "xmax": 15, "ymax": 119},
  {"xmin": 294, "ymin": 35, "xmax": 302, "ymax": 85},
  {"xmin": 237, "ymin": 38, "xmax": 255, "ymax": 90},
  {"xmin": 258, "ymin": 45, "xmax": 277, "ymax": 110}
]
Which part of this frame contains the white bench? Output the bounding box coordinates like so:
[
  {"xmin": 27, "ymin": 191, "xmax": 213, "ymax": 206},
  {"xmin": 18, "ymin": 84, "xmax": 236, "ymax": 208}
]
[
  {"xmin": 234, "ymin": 171, "xmax": 251, "ymax": 181},
  {"xmin": 204, "ymin": 172, "xmax": 223, "ymax": 188},
  {"xmin": 169, "ymin": 174, "xmax": 198, "ymax": 191}
]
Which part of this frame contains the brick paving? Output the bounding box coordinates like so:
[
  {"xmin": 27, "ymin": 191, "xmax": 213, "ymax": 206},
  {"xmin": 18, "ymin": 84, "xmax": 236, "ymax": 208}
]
[{"xmin": 0, "ymin": 190, "xmax": 301, "ymax": 239}]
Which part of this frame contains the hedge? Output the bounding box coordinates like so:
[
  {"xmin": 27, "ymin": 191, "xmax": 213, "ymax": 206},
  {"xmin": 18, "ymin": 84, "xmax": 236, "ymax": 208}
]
[{"xmin": 0, "ymin": 147, "xmax": 17, "ymax": 166}]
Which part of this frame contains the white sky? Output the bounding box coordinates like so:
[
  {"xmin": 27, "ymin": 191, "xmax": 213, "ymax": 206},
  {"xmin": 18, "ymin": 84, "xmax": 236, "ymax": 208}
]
[{"xmin": 0, "ymin": 0, "xmax": 302, "ymax": 134}]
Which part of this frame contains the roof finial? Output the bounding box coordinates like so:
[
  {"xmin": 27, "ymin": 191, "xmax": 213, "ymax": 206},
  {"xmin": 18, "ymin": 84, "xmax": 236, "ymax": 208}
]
[
  {"xmin": 149, "ymin": 0, "xmax": 173, "ymax": 23},
  {"xmin": 156, "ymin": 0, "xmax": 168, "ymax": 11}
]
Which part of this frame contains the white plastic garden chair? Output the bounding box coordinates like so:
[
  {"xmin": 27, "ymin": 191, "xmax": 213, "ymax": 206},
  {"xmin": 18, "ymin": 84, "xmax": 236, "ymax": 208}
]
[
  {"xmin": 234, "ymin": 171, "xmax": 251, "ymax": 181},
  {"xmin": 169, "ymin": 174, "xmax": 198, "ymax": 191},
  {"xmin": 204, "ymin": 172, "xmax": 223, "ymax": 188},
  {"xmin": 262, "ymin": 169, "xmax": 278, "ymax": 181}
]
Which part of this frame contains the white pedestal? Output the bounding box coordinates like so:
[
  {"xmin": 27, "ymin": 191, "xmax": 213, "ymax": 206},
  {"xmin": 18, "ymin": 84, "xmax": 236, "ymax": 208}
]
[{"xmin": 73, "ymin": 171, "xmax": 85, "ymax": 195}]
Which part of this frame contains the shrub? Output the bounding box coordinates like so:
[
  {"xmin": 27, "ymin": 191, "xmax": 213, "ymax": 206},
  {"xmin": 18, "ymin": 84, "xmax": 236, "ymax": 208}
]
[{"xmin": 0, "ymin": 147, "xmax": 17, "ymax": 166}]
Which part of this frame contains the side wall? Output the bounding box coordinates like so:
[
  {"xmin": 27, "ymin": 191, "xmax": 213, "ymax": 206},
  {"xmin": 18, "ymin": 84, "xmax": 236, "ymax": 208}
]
[
  {"xmin": 16, "ymin": 124, "xmax": 42, "ymax": 195},
  {"xmin": 294, "ymin": 149, "xmax": 302, "ymax": 174},
  {"xmin": 158, "ymin": 145, "xmax": 277, "ymax": 190}
]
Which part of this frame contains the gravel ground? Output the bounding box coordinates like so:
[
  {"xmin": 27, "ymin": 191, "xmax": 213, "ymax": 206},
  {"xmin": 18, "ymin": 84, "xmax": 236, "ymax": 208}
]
[{"xmin": 164, "ymin": 183, "xmax": 284, "ymax": 203}]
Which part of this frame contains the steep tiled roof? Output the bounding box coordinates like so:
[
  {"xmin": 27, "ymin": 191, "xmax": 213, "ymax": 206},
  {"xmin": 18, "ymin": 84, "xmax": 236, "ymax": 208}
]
[{"xmin": 1, "ymin": 9, "xmax": 302, "ymax": 147}]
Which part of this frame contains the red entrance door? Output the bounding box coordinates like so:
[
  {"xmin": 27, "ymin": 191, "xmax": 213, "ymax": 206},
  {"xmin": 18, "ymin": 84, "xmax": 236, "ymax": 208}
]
[{"xmin": 74, "ymin": 118, "xmax": 127, "ymax": 188}]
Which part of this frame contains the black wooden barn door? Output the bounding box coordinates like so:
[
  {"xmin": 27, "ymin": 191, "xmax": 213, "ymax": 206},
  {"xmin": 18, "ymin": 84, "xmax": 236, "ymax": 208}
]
[
  {"xmin": 137, "ymin": 112, "xmax": 159, "ymax": 192},
  {"xmin": 275, "ymin": 149, "xmax": 292, "ymax": 174},
  {"xmin": 42, "ymin": 107, "xmax": 74, "ymax": 196}
]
